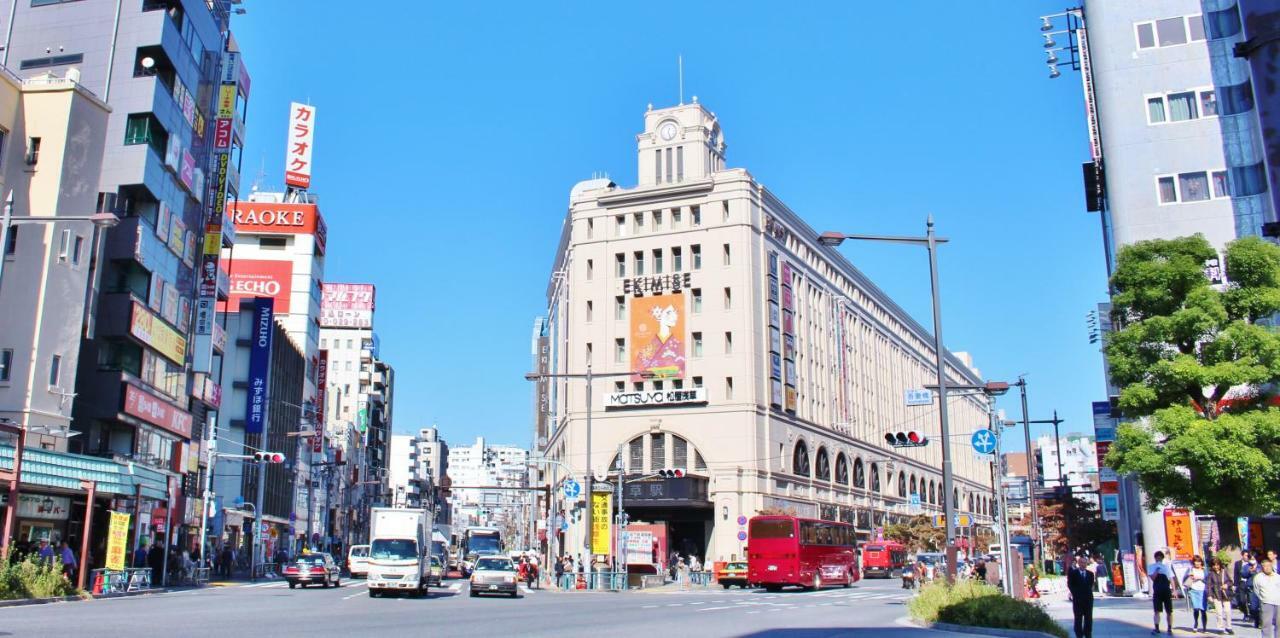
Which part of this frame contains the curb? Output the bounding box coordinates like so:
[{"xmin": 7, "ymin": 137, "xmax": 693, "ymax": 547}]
[
  {"xmin": 0, "ymin": 587, "xmax": 175, "ymax": 609},
  {"xmin": 926, "ymin": 620, "xmax": 1059, "ymax": 638}
]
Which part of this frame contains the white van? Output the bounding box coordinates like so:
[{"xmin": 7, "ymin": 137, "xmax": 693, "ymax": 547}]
[{"xmin": 347, "ymin": 545, "xmax": 371, "ymax": 578}]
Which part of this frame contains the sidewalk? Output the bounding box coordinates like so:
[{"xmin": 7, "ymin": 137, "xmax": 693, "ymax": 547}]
[{"xmin": 1038, "ymin": 590, "xmax": 1254, "ymax": 637}]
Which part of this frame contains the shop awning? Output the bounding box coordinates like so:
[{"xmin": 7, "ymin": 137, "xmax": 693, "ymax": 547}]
[{"xmin": 0, "ymin": 444, "xmax": 171, "ymax": 500}]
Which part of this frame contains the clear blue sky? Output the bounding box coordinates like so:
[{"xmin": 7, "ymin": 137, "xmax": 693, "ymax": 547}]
[{"xmin": 231, "ymin": 1, "xmax": 1106, "ymax": 452}]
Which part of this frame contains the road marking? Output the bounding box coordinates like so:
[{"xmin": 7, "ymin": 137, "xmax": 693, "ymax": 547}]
[
  {"xmin": 696, "ymin": 606, "xmax": 735, "ymax": 612},
  {"xmin": 342, "ymin": 591, "xmax": 366, "ymax": 600},
  {"xmin": 665, "ymin": 603, "xmax": 684, "ymax": 607},
  {"xmin": 687, "ymin": 601, "xmax": 704, "ymax": 605},
  {"xmin": 642, "ymin": 605, "xmax": 659, "ymax": 609},
  {"xmin": 449, "ymin": 583, "xmax": 462, "ymax": 591}
]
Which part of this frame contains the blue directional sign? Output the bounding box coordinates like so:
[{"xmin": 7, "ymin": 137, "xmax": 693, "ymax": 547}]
[
  {"xmin": 970, "ymin": 429, "xmax": 997, "ymax": 455},
  {"xmin": 563, "ymin": 479, "xmax": 581, "ymax": 499}
]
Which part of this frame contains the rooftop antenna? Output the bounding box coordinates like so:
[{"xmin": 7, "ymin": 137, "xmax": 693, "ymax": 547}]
[
  {"xmin": 251, "ymin": 155, "xmax": 266, "ymax": 193},
  {"xmin": 678, "ymin": 54, "xmax": 684, "ymax": 105}
]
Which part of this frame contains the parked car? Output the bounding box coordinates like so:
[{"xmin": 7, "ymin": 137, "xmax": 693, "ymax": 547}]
[
  {"xmin": 716, "ymin": 561, "xmax": 749, "ymax": 588},
  {"xmin": 469, "ymin": 556, "xmax": 519, "ymax": 597},
  {"xmin": 347, "ymin": 545, "xmax": 370, "ymax": 578},
  {"xmin": 284, "ymin": 552, "xmax": 340, "ymax": 589}
]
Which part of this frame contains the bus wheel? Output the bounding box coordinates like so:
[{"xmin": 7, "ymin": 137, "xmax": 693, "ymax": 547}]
[
  {"xmin": 765, "ymin": 585, "xmax": 782, "ymax": 593},
  {"xmin": 810, "ymin": 574, "xmax": 822, "ymax": 591}
]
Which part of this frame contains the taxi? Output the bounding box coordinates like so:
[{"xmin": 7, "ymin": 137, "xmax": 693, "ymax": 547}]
[
  {"xmin": 284, "ymin": 551, "xmax": 341, "ymax": 589},
  {"xmin": 716, "ymin": 561, "xmax": 750, "ymax": 589}
]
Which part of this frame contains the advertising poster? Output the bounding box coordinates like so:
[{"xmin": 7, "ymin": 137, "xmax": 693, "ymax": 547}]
[
  {"xmin": 629, "ymin": 293, "xmax": 686, "ymax": 382},
  {"xmin": 106, "ymin": 512, "xmax": 130, "ymax": 571},
  {"xmin": 320, "ymin": 283, "xmax": 376, "ymax": 328},
  {"xmin": 245, "ymin": 297, "xmax": 274, "ymax": 434},
  {"xmin": 591, "ymin": 492, "xmax": 612, "ymax": 557},
  {"xmin": 285, "ymin": 102, "xmax": 316, "ymax": 189},
  {"xmin": 314, "ymin": 350, "xmax": 328, "ymax": 454},
  {"xmin": 1163, "ymin": 508, "xmax": 1195, "ymax": 559},
  {"xmin": 623, "ymin": 530, "xmax": 655, "ymax": 566},
  {"xmin": 785, "ymin": 387, "xmax": 798, "ymax": 412},
  {"xmin": 130, "ymin": 302, "xmax": 187, "ymax": 364},
  {"xmin": 771, "ymin": 379, "xmax": 784, "ymax": 407},
  {"xmin": 223, "ymin": 259, "xmax": 293, "ymax": 313}
]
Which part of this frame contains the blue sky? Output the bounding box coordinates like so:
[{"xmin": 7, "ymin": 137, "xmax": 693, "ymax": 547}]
[{"xmin": 230, "ymin": 1, "xmax": 1106, "ymax": 452}]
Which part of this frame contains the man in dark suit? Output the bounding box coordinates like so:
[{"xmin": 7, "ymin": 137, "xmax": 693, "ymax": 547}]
[{"xmin": 1068, "ymin": 552, "xmax": 1097, "ymax": 638}]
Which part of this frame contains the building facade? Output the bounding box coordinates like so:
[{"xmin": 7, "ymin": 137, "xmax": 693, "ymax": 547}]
[
  {"xmin": 447, "ymin": 437, "xmax": 528, "ymax": 534},
  {"xmin": 1034, "ymin": 434, "xmax": 1099, "ymax": 503},
  {"xmin": 538, "ymin": 101, "xmax": 998, "ymax": 565}
]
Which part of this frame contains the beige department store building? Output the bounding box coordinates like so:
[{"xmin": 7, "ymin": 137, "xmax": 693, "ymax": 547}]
[{"xmin": 539, "ymin": 100, "xmax": 996, "ymax": 564}]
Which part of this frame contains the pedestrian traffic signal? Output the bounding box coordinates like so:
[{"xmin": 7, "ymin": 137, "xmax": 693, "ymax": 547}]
[
  {"xmin": 885, "ymin": 431, "xmax": 929, "ymax": 448},
  {"xmin": 253, "ymin": 451, "xmax": 285, "ymax": 463},
  {"xmin": 658, "ymin": 468, "xmax": 686, "ymax": 478}
]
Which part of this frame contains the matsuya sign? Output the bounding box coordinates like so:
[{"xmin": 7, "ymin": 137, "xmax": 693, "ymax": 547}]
[{"xmin": 605, "ymin": 387, "xmax": 707, "ymax": 409}]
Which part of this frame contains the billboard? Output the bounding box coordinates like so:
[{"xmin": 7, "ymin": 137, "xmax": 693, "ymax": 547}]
[
  {"xmin": 245, "ymin": 298, "xmax": 274, "ymax": 434},
  {"xmin": 591, "ymin": 492, "xmax": 612, "ymax": 557},
  {"xmin": 285, "ymin": 102, "xmax": 315, "ymax": 189},
  {"xmin": 230, "ymin": 201, "xmax": 327, "ymax": 254},
  {"xmin": 314, "ymin": 350, "xmax": 328, "ymax": 454},
  {"xmin": 629, "ymin": 293, "xmax": 686, "ymax": 382},
  {"xmin": 123, "ymin": 383, "xmax": 193, "ymax": 439},
  {"xmin": 223, "ymin": 259, "xmax": 293, "ymax": 314},
  {"xmin": 130, "ymin": 302, "xmax": 187, "ymax": 365},
  {"xmin": 320, "ymin": 283, "xmax": 375, "ymax": 328}
]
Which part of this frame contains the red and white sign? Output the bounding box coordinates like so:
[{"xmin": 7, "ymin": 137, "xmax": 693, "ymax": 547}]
[
  {"xmin": 214, "ymin": 118, "xmax": 233, "ymax": 149},
  {"xmin": 320, "ymin": 283, "xmax": 375, "ymax": 328},
  {"xmin": 221, "ymin": 259, "xmax": 293, "ymax": 313},
  {"xmin": 285, "ymin": 102, "xmax": 315, "ymax": 189},
  {"xmin": 123, "ymin": 383, "xmax": 193, "ymax": 439},
  {"xmin": 229, "ymin": 202, "xmax": 327, "ymax": 254}
]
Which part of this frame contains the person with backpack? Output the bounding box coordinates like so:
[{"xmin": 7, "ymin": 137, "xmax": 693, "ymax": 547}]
[{"xmin": 1148, "ymin": 550, "xmax": 1176, "ymax": 635}]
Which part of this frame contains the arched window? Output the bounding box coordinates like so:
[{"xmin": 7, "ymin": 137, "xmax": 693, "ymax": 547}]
[
  {"xmin": 870, "ymin": 463, "xmax": 880, "ymax": 492},
  {"xmin": 853, "ymin": 458, "xmax": 865, "ymax": 488},
  {"xmin": 815, "ymin": 447, "xmax": 830, "ymax": 481},
  {"xmin": 909, "ymin": 475, "xmax": 917, "ymax": 497},
  {"xmin": 835, "ymin": 453, "xmax": 849, "ymax": 485},
  {"xmin": 953, "ymin": 488, "xmax": 959, "ymax": 509},
  {"xmin": 793, "ymin": 441, "xmax": 810, "ymax": 477},
  {"xmin": 967, "ymin": 493, "xmax": 974, "ymax": 512},
  {"xmin": 928, "ymin": 481, "xmax": 936, "ymax": 504},
  {"xmin": 897, "ymin": 471, "xmax": 906, "ymax": 497}
]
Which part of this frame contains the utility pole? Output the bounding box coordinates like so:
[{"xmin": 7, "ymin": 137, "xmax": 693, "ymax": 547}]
[
  {"xmin": 1017, "ymin": 378, "xmax": 1042, "ymax": 570},
  {"xmin": 991, "ymin": 401, "xmax": 1014, "ymax": 596}
]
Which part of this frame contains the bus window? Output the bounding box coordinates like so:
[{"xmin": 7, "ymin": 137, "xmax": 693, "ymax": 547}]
[{"xmin": 750, "ymin": 519, "xmax": 795, "ymax": 539}]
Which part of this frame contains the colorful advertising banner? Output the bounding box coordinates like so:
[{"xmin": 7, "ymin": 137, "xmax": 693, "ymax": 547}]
[
  {"xmin": 314, "ymin": 350, "xmax": 328, "ymax": 454},
  {"xmin": 130, "ymin": 302, "xmax": 187, "ymax": 365},
  {"xmin": 230, "ymin": 201, "xmax": 327, "ymax": 254},
  {"xmin": 591, "ymin": 492, "xmax": 612, "ymax": 557},
  {"xmin": 222, "ymin": 259, "xmax": 293, "ymax": 314},
  {"xmin": 123, "ymin": 383, "xmax": 193, "ymax": 438},
  {"xmin": 106, "ymin": 512, "xmax": 130, "ymax": 570},
  {"xmin": 320, "ymin": 283, "xmax": 375, "ymax": 328},
  {"xmin": 285, "ymin": 102, "xmax": 315, "ymax": 189},
  {"xmin": 629, "ymin": 293, "xmax": 685, "ymax": 382},
  {"xmin": 245, "ymin": 298, "xmax": 274, "ymax": 434},
  {"xmin": 1163, "ymin": 508, "xmax": 1195, "ymax": 560}
]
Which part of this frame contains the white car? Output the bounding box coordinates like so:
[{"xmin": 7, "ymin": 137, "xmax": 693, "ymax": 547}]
[{"xmin": 347, "ymin": 545, "xmax": 370, "ymax": 578}]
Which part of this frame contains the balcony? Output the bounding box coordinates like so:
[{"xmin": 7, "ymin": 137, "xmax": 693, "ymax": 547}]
[{"xmin": 360, "ymin": 349, "xmax": 372, "ymax": 362}]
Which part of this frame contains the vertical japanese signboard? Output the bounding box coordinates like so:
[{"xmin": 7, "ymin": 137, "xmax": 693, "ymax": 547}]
[
  {"xmin": 1163, "ymin": 508, "xmax": 1195, "ymax": 560},
  {"xmin": 781, "ymin": 261, "xmax": 797, "ymax": 413},
  {"xmin": 285, "ymin": 102, "xmax": 315, "ymax": 189},
  {"xmin": 314, "ymin": 350, "xmax": 328, "ymax": 454},
  {"xmin": 591, "ymin": 492, "xmax": 612, "ymax": 557},
  {"xmin": 245, "ymin": 298, "xmax": 274, "ymax": 434},
  {"xmin": 535, "ymin": 333, "xmax": 549, "ymax": 449},
  {"xmin": 629, "ymin": 293, "xmax": 686, "ymax": 382},
  {"xmin": 106, "ymin": 511, "xmax": 130, "ymax": 570},
  {"xmin": 1092, "ymin": 400, "xmax": 1119, "ymax": 521}
]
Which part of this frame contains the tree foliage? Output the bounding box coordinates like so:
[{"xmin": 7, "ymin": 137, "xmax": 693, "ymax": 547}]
[
  {"xmin": 1104, "ymin": 234, "xmax": 1280, "ymax": 516},
  {"xmin": 1020, "ymin": 497, "xmax": 1115, "ymax": 558},
  {"xmin": 885, "ymin": 515, "xmax": 944, "ymax": 552}
]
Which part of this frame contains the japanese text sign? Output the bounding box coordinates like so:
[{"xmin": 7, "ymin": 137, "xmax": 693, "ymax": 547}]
[{"xmin": 285, "ymin": 102, "xmax": 315, "ymax": 188}]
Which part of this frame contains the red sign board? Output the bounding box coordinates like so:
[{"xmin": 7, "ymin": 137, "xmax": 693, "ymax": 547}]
[
  {"xmin": 220, "ymin": 259, "xmax": 293, "ymax": 313},
  {"xmin": 214, "ymin": 118, "xmax": 232, "ymax": 149},
  {"xmin": 230, "ymin": 202, "xmax": 326, "ymax": 254},
  {"xmin": 123, "ymin": 383, "xmax": 193, "ymax": 439}
]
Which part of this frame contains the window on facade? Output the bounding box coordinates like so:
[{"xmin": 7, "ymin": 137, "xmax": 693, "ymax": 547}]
[
  {"xmin": 1200, "ymin": 90, "xmax": 1218, "ymax": 116},
  {"xmin": 1158, "ymin": 176, "xmax": 1178, "ymax": 203},
  {"xmin": 259, "ymin": 237, "xmax": 286, "ymax": 248},
  {"xmin": 691, "ymin": 205, "xmax": 701, "ymax": 226},
  {"xmin": 124, "ymin": 113, "xmax": 168, "ymax": 156},
  {"xmin": 1136, "ymin": 22, "xmax": 1156, "ymax": 48},
  {"xmin": 793, "ymin": 441, "xmax": 810, "ymax": 477},
  {"xmin": 654, "ymin": 150, "xmax": 662, "ymax": 184},
  {"xmin": 614, "ymin": 296, "xmax": 625, "ymax": 320},
  {"xmin": 48, "ymin": 354, "xmax": 61, "ymax": 386},
  {"xmin": 692, "ymin": 376, "xmax": 702, "ymax": 388},
  {"xmin": 835, "ymin": 454, "xmax": 849, "ymax": 484},
  {"xmin": 25, "ymin": 137, "xmax": 40, "ymax": 165},
  {"xmin": 676, "ymin": 146, "xmax": 684, "ymax": 181},
  {"xmin": 870, "ymin": 463, "xmax": 881, "ymax": 492},
  {"xmin": 722, "ymin": 243, "xmax": 731, "ymax": 266},
  {"xmin": 585, "ymin": 300, "xmax": 593, "ymax": 322},
  {"xmin": 665, "ymin": 148, "xmax": 673, "ymax": 183},
  {"xmin": 586, "ymin": 259, "xmax": 593, "ymax": 280},
  {"xmin": 633, "ymin": 212, "xmax": 643, "ymax": 234},
  {"xmin": 633, "ymin": 381, "xmax": 644, "ymax": 392},
  {"xmin": 1147, "ymin": 89, "xmax": 1217, "ymax": 124},
  {"xmin": 1188, "ymin": 15, "xmax": 1206, "ymax": 40},
  {"xmin": 725, "ymin": 377, "xmax": 733, "ymax": 399},
  {"xmin": 614, "ymin": 380, "xmax": 624, "ymax": 392},
  {"xmin": 692, "ymin": 288, "xmax": 702, "ymax": 313},
  {"xmin": 650, "ymin": 432, "xmax": 666, "ymax": 471},
  {"xmin": 673, "ymin": 436, "xmax": 688, "ymax": 468},
  {"xmin": 723, "ymin": 287, "xmax": 732, "ymax": 310},
  {"xmin": 586, "ymin": 218, "xmax": 594, "ymax": 239},
  {"xmin": 0, "ymin": 349, "xmax": 11, "ymax": 382},
  {"xmin": 653, "ymin": 209, "xmax": 662, "ymax": 229},
  {"xmin": 629, "ymin": 437, "xmax": 643, "ymax": 471},
  {"xmin": 1212, "ymin": 170, "xmax": 1230, "ymax": 198},
  {"xmin": 1157, "ymin": 17, "xmax": 1188, "ymax": 46},
  {"xmin": 692, "ymin": 245, "xmax": 701, "ymax": 269},
  {"xmin": 815, "ymin": 447, "xmax": 830, "ymax": 481},
  {"xmin": 586, "ymin": 343, "xmax": 593, "ymax": 365},
  {"xmin": 692, "ymin": 332, "xmax": 703, "ymax": 357},
  {"xmin": 1179, "ymin": 171, "xmax": 1211, "ymax": 201},
  {"xmin": 853, "ymin": 458, "xmax": 865, "ymax": 488},
  {"xmin": 653, "ymin": 380, "xmax": 663, "ymax": 391},
  {"xmin": 672, "ymin": 247, "xmax": 682, "ymax": 271},
  {"xmin": 614, "ymin": 338, "xmax": 625, "ymax": 363},
  {"xmin": 616, "ymin": 215, "xmax": 626, "ymax": 237},
  {"xmin": 722, "ymin": 200, "xmax": 730, "ymax": 222},
  {"xmin": 1168, "ymin": 91, "xmax": 1198, "ymax": 121},
  {"xmin": 1147, "ymin": 97, "xmax": 1166, "ymax": 123},
  {"xmin": 724, "ymin": 331, "xmax": 733, "ymax": 354},
  {"xmin": 634, "ymin": 251, "xmax": 645, "ymax": 275},
  {"xmin": 653, "ymin": 249, "xmax": 663, "ymax": 274},
  {"xmin": 672, "ymin": 208, "xmax": 682, "ymax": 225},
  {"xmin": 3, "ymin": 227, "xmax": 14, "ymax": 256},
  {"xmin": 615, "ymin": 253, "xmax": 625, "ymax": 277}
]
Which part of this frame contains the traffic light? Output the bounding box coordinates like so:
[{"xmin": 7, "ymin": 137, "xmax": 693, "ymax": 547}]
[
  {"xmin": 253, "ymin": 451, "xmax": 285, "ymax": 463},
  {"xmin": 658, "ymin": 468, "xmax": 685, "ymax": 478},
  {"xmin": 885, "ymin": 431, "xmax": 929, "ymax": 448}
]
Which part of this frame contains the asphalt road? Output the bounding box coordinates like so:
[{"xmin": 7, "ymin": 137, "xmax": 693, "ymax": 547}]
[{"xmin": 0, "ymin": 574, "xmax": 983, "ymax": 638}]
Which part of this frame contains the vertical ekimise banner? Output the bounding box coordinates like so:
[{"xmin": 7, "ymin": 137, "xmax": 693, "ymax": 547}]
[
  {"xmin": 591, "ymin": 492, "xmax": 612, "ymax": 557},
  {"xmin": 285, "ymin": 102, "xmax": 315, "ymax": 189},
  {"xmin": 245, "ymin": 297, "xmax": 275, "ymax": 434},
  {"xmin": 629, "ymin": 293, "xmax": 686, "ymax": 382}
]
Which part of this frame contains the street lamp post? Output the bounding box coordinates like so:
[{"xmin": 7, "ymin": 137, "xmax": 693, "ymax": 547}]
[
  {"xmin": 525, "ymin": 367, "xmax": 650, "ymax": 561},
  {"xmin": 820, "ymin": 216, "xmax": 958, "ymax": 578}
]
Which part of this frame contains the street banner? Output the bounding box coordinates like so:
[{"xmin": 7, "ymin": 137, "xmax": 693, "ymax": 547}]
[
  {"xmin": 106, "ymin": 512, "xmax": 130, "ymax": 570},
  {"xmin": 245, "ymin": 297, "xmax": 274, "ymax": 434},
  {"xmin": 1121, "ymin": 552, "xmax": 1138, "ymax": 595},
  {"xmin": 591, "ymin": 492, "xmax": 612, "ymax": 557},
  {"xmin": 1163, "ymin": 508, "xmax": 1195, "ymax": 560},
  {"xmin": 629, "ymin": 293, "xmax": 686, "ymax": 382},
  {"xmin": 285, "ymin": 102, "xmax": 315, "ymax": 188},
  {"xmin": 314, "ymin": 350, "xmax": 328, "ymax": 454},
  {"xmin": 1238, "ymin": 517, "xmax": 1250, "ymax": 549}
]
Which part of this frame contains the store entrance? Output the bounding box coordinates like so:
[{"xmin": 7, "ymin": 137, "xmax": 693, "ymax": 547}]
[{"xmin": 624, "ymin": 505, "xmax": 713, "ymax": 566}]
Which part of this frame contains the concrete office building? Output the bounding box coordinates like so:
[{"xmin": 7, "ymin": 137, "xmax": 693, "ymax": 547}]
[
  {"xmin": 387, "ymin": 427, "xmax": 451, "ymax": 535},
  {"xmin": 447, "ymin": 437, "xmax": 528, "ymax": 530},
  {"xmin": 0, "ymin": 0, "xmax": 249, "ymax": 554},
  {"xmin": 1034, "ymin": 434, "xmax": 1099, "ymax": 504},
  {"xmin": 537, "ymin": 100, "xmax": 997, "ymax": 564}
]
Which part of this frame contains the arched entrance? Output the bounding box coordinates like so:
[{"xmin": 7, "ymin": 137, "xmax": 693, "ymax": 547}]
[{"xmin": 609, "ymin": 431, "xmax": 713, "ymax": 567}]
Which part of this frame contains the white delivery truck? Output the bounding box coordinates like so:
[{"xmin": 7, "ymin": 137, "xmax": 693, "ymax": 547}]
[{"xmin": 367, "ymin": 508, "xmax": 429, "ymax": 597}]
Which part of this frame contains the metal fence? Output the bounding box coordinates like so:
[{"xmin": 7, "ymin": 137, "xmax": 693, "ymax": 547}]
[
  {"xmin": 89, "ymin": 568, "xmax": 153, "ymax": 595},
  {"xmin": 551, "ymin": 570, "xmax": 717, "ymax": 592}
]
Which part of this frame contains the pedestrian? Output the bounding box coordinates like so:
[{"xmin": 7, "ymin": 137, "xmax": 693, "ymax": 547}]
[
  {"xmin": 1182, "ymin": 555, "xmax": 1207, "ymax": 633},
  {"xmin": 36, "ymin": 538, "xmax": 54, "ymax": 564},
  {"xmin": 677, "ymin": 556, "xmax": 689, "ymax": 591},
  {"xmin": 218, "ymin": 545, "xmax": 232, "ymax": 579},
  {"xmin": 1238, "ymin": 551, "xmax": 1259, "ymax": 623},
  {"xmin": 690, "ymin": 555, "xmax": 702, "ymax": 586},
  {"xmin": 1148, "ymin": 550, "xmax": 1176, "ymax": 636},
  {"xmin": 1027, "ymin": 564, "xmax": 1041, "ymax": 598},
  {"xmin": 1257, "ymin": 556, "xmax": 1280, "ymax": 638},
  {"xmin": 1206, "ymin": 557, "xmax": 1235, "ymax": 635},
  {"xmin": 59, "ymin": 541, "xmax": 77, "ymax": 583},
  {"xmin": 974, "ymin": 559, "xmax": 988, "ymax": 583},
  {"xmin": 147, "ymin": 540, "xmax": 164, "ymax": 587},
  {"xmin": 1068, "ymin": 552, "xmax": 1096, "ymax": 638},
  {"xmin": 1091, "ymin": 554, "xmax": 1107, "ymax": 597},
  {"xmin": 132, "ymin": 538, "xmax": 149, "ymax": 569}
]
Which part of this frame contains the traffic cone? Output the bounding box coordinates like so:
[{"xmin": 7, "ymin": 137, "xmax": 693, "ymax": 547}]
[{"xmin": 92, "ymin": 571, "xmax": 103, "ymax": 596}]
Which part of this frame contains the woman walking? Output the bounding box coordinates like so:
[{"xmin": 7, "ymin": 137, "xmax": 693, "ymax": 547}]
[
  {"xmin": 1206, "ymin": 557, "xmax": 1236, "ymax": 635},
  {"xmin": 1183, "ymin": 555, "xmax": 1208, "ymax": 633}
]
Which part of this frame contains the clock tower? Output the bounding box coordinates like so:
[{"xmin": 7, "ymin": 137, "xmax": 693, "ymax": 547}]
[{"xmin": 637, "ymin": 99, "xmax": 726, "ymax": 186}]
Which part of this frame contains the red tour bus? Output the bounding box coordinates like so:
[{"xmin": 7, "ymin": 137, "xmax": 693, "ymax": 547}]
[
  {"xmin": 747, "ymin": 515, "xmax": 859, "ymax": 591},
  {"xmin": 861, "ymin": 540, "xmax": 907, "ymax": 578}
]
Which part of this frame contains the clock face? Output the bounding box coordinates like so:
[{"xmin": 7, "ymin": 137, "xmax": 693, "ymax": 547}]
[{"xmin": 659, "ymin": 122, "xmax": 677, "ymax": 141}]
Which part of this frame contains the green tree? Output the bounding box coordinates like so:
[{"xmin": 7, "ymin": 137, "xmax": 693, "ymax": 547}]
[
  {"xmin": 885, "ymin": 515, "xmax": 945, "ymax": 552},
  {"xmin": 1104, "ymin": 234, "xmax": 1280, "ymax": 516},
  {"xmin": 1021, "ymin": 497, "xmax": 1115, "ymax": 558}
]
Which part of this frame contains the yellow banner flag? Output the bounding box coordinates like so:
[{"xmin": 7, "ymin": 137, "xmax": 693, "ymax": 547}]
[
  {"xmin": 106, "ymin": 511, "xmax": 130, "ymax": 571},
  {"xmin": 591, "ymin": 492, "xmax": 612, "ymax": 556}
]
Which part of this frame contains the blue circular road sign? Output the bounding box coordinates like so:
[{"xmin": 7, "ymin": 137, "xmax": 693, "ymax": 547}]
[
  {"xmin": 970, "ymin": 429, "xmax": 997, "ymax": 455},
  {"xmin": 563, "ymin": 480, "xmax": 581, "ymax": 499}
]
